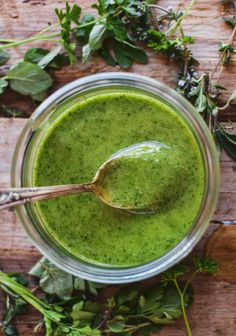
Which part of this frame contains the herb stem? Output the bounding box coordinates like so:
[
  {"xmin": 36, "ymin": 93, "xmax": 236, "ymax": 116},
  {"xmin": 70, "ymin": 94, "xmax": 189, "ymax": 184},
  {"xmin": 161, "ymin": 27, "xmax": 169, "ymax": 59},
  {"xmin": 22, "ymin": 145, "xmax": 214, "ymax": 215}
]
[
  {"xmin": 173, "ymin": 279, "xmax": 192, "ymax": 336},
  {"xmin": 210, "ymin": 24, "xmax": 236, "ymax": 80},
  {"xmin": 165, "ymin": 0, "xmax": 196, "ymax": 37},
  {"xmin": 148, "ymin": 4, "xmax": 170, "ymax": 15},
  {"xmin": 0, "ymin": 33, "xmax": 60, "ymax": 50}
]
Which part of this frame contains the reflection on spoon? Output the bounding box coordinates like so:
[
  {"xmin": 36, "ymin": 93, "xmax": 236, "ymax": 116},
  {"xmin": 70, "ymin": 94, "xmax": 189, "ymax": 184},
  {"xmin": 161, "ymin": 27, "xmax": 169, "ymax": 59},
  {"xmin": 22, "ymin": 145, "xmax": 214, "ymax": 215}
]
[{"xmin": 0, "ymin": 141, "xmax": 188, "ymax": 213}]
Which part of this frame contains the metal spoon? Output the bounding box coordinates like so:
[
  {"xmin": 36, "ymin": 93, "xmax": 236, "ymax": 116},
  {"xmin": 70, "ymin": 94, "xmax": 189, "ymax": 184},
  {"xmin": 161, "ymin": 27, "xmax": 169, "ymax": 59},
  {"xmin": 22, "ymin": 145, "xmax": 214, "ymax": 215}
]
[{"xmin": 0, "ymin": 141, "xmax": 171, "ymax": 212}]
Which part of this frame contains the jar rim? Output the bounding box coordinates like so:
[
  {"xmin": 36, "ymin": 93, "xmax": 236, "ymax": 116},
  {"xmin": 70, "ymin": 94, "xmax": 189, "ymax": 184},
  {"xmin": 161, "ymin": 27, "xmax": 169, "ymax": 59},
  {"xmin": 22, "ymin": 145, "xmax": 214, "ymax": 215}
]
[{"xmin": 11, "ymin": 72, "xmax": 220, "ymax": 283}]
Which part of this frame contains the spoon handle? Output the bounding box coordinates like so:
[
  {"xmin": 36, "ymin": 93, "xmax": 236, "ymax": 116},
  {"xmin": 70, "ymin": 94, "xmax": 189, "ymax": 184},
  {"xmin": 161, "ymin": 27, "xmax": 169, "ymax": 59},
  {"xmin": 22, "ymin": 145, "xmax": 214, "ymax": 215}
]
[{"xmin": 0, "ymin": 184, "xmax": 93, "ymax": 210}]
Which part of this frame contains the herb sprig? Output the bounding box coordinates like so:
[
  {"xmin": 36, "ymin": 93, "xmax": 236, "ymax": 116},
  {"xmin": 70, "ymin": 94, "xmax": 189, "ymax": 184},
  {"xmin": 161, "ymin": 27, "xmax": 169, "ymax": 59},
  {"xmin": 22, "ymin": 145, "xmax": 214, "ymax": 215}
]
[
  {"xmin": 1, "ymin": 0, "xmax": 232, "ymax": 158},
  {"xmin": 0, "ymin": 257, "xmax": 217, "ymax": 336}
]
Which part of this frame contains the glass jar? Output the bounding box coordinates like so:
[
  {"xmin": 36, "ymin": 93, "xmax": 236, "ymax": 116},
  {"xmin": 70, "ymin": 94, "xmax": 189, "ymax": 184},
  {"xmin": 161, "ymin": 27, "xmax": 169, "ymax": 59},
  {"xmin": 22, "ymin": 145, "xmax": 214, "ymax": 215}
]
[{"xmin": 11, "ymin": 72, "xmax": 220, "ymax": 284}]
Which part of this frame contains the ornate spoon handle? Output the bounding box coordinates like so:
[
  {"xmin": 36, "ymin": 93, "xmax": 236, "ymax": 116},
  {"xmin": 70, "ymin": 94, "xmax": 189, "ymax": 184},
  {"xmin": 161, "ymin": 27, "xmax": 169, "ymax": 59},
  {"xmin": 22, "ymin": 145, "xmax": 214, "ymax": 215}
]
[{"xmin": 0, "ymin": 184, "xmax": 93, "ymax": 211}]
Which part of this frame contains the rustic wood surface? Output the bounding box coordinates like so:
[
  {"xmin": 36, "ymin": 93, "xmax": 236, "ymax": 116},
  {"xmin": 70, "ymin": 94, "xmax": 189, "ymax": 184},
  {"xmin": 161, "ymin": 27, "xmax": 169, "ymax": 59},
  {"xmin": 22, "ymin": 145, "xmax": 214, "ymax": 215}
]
[{"xmin": 0, "ymin": 0, "xmax": 236, "ymax": 335}]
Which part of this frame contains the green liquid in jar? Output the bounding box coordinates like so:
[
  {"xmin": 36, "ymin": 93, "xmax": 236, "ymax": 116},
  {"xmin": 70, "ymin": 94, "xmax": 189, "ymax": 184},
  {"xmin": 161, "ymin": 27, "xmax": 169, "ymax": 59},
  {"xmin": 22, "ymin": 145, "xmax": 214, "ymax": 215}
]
[{"xmin": 33, "ymin": 92, "xmax": 205, "ymax": 267}]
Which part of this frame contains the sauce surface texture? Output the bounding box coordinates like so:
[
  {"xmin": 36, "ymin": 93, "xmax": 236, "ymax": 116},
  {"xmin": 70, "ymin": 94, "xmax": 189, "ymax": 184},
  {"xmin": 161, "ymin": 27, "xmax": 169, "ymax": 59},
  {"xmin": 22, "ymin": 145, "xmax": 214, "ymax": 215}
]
[{"xmin": 34, "ymin": 92, "xmax": 205, "ymax": 266}]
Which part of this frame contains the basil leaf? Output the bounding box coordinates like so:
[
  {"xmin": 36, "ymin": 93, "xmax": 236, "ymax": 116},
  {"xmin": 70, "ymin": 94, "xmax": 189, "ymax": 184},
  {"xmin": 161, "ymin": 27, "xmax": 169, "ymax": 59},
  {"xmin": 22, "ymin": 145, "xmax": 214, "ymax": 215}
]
[
  {"xmin": 89, "ymin": 21, "xmax": 107, "ymax": 50},
  {"xmin": 98, "ymin": 47, "xmax": 116, "ymax": 66},
  {"xmin": 0, "ymin": 77, "xmax": 8, "ymax": 94},
  {"xmin": 0, "ymin": 50, "xmax": 10, "ymax": 66},
  {"xmin": 7, "ymin": 62, "xmax": 53, "ymax": 97},
  {"xmin": 24, "ymin": 48, "xmax": 48, "ymax": 63},
  {"xmin": 38, "ymin": 45, "xmax": 62, "ymax": 68},
  {"xmin": 24, "ymin": 47, "xmax": 69, "ymax": 69},
  {"xmin": 76, "ymin": 13, "xmax": 95, "ymax": 43}
]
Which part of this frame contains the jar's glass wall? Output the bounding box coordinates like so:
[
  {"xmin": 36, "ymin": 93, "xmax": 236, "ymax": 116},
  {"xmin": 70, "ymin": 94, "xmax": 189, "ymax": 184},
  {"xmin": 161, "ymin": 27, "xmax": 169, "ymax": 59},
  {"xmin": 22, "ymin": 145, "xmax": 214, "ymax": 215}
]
[{"xmin": 11, "ymin": 73, "xmax": 220, "ymax": 283}]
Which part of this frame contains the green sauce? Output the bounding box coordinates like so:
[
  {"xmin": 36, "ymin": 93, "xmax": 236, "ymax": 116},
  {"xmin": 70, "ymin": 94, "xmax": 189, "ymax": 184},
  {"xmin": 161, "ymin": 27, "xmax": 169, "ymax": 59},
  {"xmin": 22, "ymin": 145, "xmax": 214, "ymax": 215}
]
[
  {"xmin": 97, "ymin": 141, "xmax": 191, "ymax": 211},
  {"xmin": 34, "ymin": 92, "xmax": 205, "ymax": 267}
]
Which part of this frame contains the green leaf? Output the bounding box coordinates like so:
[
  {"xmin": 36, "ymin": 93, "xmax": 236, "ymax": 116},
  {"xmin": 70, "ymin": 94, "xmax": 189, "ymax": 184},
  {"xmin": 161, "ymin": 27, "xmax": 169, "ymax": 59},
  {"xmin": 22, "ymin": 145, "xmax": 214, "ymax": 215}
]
[
  {"xmin": 113, "ymin": 43, "xmax": 133, "ymax": 68},
  {"xmin": 216, "ymin": 128, "xmax": 236, "ymax": 160},
  {"xmin": 82, "ymin": 44, "xmax": 91, "ymax": 63},
  {"xmin": 74, "ymin": 277, "xmax": 106, "ymax": 295},
  {"xmin": 31, "ymin": 259, "xmax": 74, "ymax": 300},
  {"xmin": 162, "ymin": 264, "xmax": 189, "ymax": 282},
  {"xmin": 3, "ymin": 325, "xmax": 19, "ymax": 336},
  {"xmin": 116, "ymin": 287, "xmax": 139, "ymax": 307},
  {"xmin": 76, "ymin": 13, "xmax": 95, "ymax": 43},
  {"xmin": 0, "ymin": 77, "xmax": 8, "ymax": 94},
  {"xmin": 113, "ymin": 40, "xmax": 148, "ymax": 68},
  {"xmin": 55, "ymin": 3, "xmax": 81, "ymax": 64},
  {"xmin": 107, "ymin": 316, "xmax": 126, "ymax": 333},
  {"xmin": 29, "ymin": 257, "xmax": 47, "ymax": 277},
  {"xmin": 89, "ymin": 21, "xmax": 107, "ymax": 50},
  {"xmin": 195, "ymin": 92, "xmax": 207, "ymax": 113},
  {"xmin": 24, "ymin": 48, "xmax": 48, "ymax": 63},
  {"xmin": 32, "ymin": 90, "xmax": 47, "ymax": 102},
  {"xmin": 7, "ymin": 62, "xmax": 53, "ymax": 97},
  {"xmin": 223, "ymin": 15, "xmax": 236, "ymax": 27},
  {"xmin": 138, "ymin": 323, "xmax": 163, "ymax": 335},
  {"xmin": 0, "ymin": 50, "xmax": 10, "ymax": 66},
  {"xmin": 40, "ymin": 267, "xmax": 73, "ymax": 300},
  {"xmin": 152, "ymin": 283, "xmax": 192, "ymax": 320},
  {"xmin": 24, "ymin": 47, "xmax": 69, "ymax": 69},
  {"xmin": 8, "ymin": 274, "xmax": 28, "ymax": 286},
  {"xmin": 193, "ymin": 256, "xmax": 218, "ymax": 274},
  {"xmin": 38, "ymin": 45, "xmax": 62, "ymax": 68},
  {"xmin": 98, "ymin": 47, "xmax": 116, "ymax": 66},
  {"xmin": 71, "ymin": 301, "xmax": 95, "ymax": 324}
]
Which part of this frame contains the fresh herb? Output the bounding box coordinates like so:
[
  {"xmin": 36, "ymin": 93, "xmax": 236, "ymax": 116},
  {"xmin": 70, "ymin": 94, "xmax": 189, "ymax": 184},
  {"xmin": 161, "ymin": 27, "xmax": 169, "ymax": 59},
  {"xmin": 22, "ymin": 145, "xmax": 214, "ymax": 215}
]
[
  {"xmin": 55, "ymin": 3, "xmax": 81, "ymax": 65},
  {"xmin": 1, "ymin": 62, "xmax": 53, "ymax": 101},
  {"xmin": 162, "ymin": 256, "xmax": 218, "ymax": 336},
  {"xmin": 219, "ymin": 42, "xmax": 236, "ymax": 64},
  {"xmin": 0, "ymin": 257, "xmax": 217, "ymax": 336},
  {"xmin": 24, "ymin": 47, "xmax": 69, "ymax": 69},
  {"xmin": 0, "ymin": 50, "xmax": 10, "ymax": 66},
  {"xmin": 29, "ymin": 258, "xmax": 107, "ymax": 299},
  {"xmin": 0, "ymin": 0, "xmax": 236, "ymax": 159}
]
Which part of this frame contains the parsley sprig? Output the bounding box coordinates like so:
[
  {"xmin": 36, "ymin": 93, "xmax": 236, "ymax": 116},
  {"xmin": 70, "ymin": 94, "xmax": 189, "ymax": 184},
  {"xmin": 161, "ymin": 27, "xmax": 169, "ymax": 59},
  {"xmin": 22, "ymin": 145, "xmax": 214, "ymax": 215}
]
[{"xmin": 0, "ymin": 257, "xmax": 218, "ymax": 336}]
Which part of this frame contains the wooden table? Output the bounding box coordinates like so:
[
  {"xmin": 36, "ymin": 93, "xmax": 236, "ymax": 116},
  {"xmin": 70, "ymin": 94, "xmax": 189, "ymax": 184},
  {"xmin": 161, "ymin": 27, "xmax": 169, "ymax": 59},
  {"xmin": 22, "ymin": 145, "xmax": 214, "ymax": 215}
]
[{"xmin": 1, "ymin": 1, "xmax": 236, "ymax": 335}]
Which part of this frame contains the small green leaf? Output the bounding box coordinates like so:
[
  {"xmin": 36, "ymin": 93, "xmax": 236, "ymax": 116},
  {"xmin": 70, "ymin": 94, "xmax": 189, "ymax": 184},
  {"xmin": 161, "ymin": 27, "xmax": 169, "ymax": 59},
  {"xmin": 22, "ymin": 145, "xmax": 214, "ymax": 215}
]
[
  {"xmin": 0, "ymin": 77, "xmax": 8, "ymax": 94},
  {"xmin": 216, "ymin": 128, "xmax": 236, "ymax": 160},
  {"xmin": 3, "ymin": 325, "xmax": 19, "ymax": 336},
  {"xmin": 193, "ymin": 256, "xmax": 218, "ymax": 274},
  {"xmin": 29, "ymin": 257, "xmax": 48, "ymax": 277},
  {"xmin": 98, "ymin": 47, "xmax": 116, "ymax": 66},
  {"xmin": 24, "ymin": 47, "xmax": 69, "ymax": 69},
  {"xmin": 71, "ymin": 301, "xmax": 95, "ymax": 324},
  {"xmin": 7, "ymin": 62, "xmax": 53, "ymax": 97},
  {"xmin": 38, "ymin": 45, "xmax": 62, "ymax": 68},
  {"xmin": 76, "ymin": 13, "xmax": 95, "ymax": 43},
  {"xmin": 223, "ymin": 15, "xmax": 236, "ymax": 27},
  {"xmin": 82, "ymin": 44, "xmax": 92, "ymax": 63},
  {"xmin": 0, "ymin": 50, "xmax": 10, "ymax": 66},
  {"xmin": 24, "ymin": 48, "xmax": 48, "ymax": 63},
  {"xmin": 107, "ymin": 316, "xmax": 126, "ymax": 333},
  {"xmin": 8, "ymin": 274, "xmax": 28, "ymax": 286},
  {"xmin": 32, "ymin": 90, "xmax": 47, "ymax": 102},
  {"xmin": 89, "ymin": 21, "xmax": 108, "ymax": 50},
  {"xmin": 195, "ymin": 92, "xmax": 207, "ymax": 113}
]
